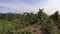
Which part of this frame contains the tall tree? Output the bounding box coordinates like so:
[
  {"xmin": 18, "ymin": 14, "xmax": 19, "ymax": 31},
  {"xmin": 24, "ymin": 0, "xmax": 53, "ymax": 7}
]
[
  {"xmin": 37, "ymin": 9, "xmax": 49, "ymax": 22},
  {"xmin": 50, "ymin": 11, "xmax": 58, "ymax": 25}
]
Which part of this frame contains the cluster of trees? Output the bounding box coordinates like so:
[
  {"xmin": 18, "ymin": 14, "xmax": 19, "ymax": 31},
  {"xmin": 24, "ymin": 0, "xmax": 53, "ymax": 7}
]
[{"xmin": 0, "ymin": 9, "xmax": 60, "ymax": 34}]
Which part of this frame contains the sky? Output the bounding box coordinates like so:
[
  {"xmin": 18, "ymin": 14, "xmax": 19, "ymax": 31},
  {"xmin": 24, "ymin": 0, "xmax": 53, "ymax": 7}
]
[{"xmin": 0, "ymin": 0, "xmax": 59, "ymax": 15}]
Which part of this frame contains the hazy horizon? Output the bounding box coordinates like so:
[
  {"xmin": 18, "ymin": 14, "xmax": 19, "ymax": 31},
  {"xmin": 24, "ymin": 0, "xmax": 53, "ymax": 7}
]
[{"xmin": 0, "ymin": 0, "xmax": 59, "ymax": 15}]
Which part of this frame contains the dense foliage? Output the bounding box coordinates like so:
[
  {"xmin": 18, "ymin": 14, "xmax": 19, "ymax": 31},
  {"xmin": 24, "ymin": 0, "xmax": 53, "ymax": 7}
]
[{"xmin": 0, "ymin": 9, "xmax": 59, "ymax": 34}]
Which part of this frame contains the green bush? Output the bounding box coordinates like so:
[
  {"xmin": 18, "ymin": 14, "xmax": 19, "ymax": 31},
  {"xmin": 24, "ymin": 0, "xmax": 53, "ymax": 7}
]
[{"xmin": 41, "ymin": 19, "xmax": 57, "ymax": 34}]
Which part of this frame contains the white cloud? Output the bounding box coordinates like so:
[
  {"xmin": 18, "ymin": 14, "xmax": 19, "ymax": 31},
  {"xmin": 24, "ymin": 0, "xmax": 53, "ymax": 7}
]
[
  {"xmin": 0, "ymin": 2, "xmax": 37, "ymax": 13},
  {"xmin": 0, "ymin": 0, "xmax": 59, "ymax": 15},
  {"xmin": 32, "ymin": 0, "xmax": 59, "ymax": 15}
]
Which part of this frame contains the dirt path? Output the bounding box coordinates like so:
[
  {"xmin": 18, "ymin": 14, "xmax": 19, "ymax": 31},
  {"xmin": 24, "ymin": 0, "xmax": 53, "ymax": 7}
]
[{"xmin": 24, "ymin": 21, "xmax": 42, "ymax": 34}]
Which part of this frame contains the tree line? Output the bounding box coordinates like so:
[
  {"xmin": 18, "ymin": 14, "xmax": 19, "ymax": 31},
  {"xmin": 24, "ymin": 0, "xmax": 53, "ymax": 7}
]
[{"xmin": 0, "ymin": 9, "xmax": 60, "ymax": 34}]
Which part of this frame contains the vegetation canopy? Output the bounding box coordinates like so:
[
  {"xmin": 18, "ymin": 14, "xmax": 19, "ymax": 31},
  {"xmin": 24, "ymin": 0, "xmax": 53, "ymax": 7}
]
[{"xmin": 0, "ymin": 9, "xmax": 59, "ymax": 34}]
